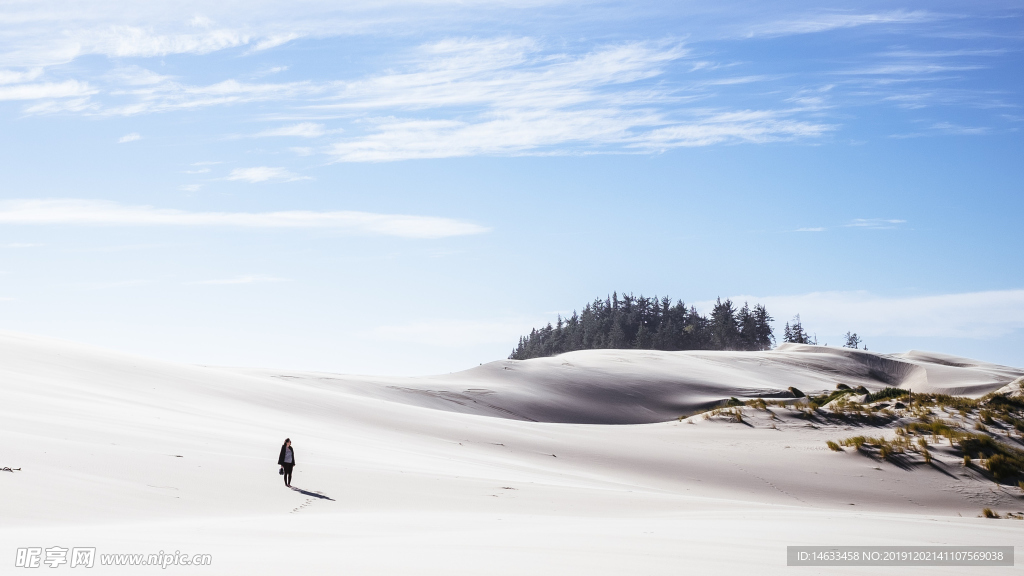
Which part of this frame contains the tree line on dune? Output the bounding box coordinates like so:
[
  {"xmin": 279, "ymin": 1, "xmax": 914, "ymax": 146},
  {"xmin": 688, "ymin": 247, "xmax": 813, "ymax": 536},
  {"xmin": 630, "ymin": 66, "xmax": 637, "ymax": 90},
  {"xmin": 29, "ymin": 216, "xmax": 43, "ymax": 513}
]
[{"xmin": 509, "ymin": 293, "xmax": 865, "ymax": 360}]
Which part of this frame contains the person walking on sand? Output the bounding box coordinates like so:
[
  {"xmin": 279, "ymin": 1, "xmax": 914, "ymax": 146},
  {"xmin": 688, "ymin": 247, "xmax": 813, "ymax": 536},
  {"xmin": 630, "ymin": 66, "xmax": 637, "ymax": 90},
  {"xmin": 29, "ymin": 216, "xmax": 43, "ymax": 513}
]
[{"xmin": 278, "ymin": 438, "xmax": 296, "ymax": 487}]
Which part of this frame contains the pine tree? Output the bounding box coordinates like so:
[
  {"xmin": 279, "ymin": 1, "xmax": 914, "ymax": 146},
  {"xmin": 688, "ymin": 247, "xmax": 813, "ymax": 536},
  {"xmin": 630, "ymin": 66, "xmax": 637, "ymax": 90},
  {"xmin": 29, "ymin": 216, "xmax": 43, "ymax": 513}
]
[{"xmin": 843, "ymin": 332, "xmax": 862, "ymax": 349}]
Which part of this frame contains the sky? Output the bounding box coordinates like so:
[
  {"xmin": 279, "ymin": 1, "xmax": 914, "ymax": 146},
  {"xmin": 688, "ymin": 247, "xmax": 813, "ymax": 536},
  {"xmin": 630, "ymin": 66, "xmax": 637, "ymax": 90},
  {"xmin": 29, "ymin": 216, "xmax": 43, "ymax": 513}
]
[{"xmin": 0, "ymin": 0, "xmax": 1021, "ymax": 374}]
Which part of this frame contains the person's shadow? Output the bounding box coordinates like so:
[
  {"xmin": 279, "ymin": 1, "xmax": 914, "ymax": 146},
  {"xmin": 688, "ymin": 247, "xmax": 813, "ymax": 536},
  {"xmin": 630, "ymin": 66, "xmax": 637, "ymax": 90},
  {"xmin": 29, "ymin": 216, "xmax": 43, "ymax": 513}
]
[{"xmin": 290, "ymin": 486, "xmax": 335, "ymax": 501}]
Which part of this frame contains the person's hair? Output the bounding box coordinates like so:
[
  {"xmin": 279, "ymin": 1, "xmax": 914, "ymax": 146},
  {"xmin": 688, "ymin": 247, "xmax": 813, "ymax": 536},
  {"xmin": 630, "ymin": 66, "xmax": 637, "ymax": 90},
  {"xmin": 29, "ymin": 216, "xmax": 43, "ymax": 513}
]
[{"xmin": 283, "ymin": 438, "xmax": 291, "ymax": 445}]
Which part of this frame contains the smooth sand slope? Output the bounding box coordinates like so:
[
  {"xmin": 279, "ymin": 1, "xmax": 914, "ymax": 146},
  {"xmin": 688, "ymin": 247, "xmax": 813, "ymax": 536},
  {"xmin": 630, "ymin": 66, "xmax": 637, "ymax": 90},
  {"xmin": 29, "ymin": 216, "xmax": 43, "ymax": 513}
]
[
  {"xmin": 2, "ymin": 332, "xmax": 1023, "ymax": 575},
  {"xmin": 234, "ymin": 344, "xmax": 1023, "ymax": 424}
]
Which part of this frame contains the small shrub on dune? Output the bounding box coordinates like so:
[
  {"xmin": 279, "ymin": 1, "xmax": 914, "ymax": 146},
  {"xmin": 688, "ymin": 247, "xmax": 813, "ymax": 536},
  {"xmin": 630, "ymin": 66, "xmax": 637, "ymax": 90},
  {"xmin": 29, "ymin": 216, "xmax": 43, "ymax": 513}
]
[
  {"xmin": 827, "ymin": 441, "xmax": 843, "ymax": 452},
  {"xmin": 980, "ymin": 409, "xmax": 996, "ymax": 425},
  {"xmin": 726, "ymin": 397, "xmax": 744, "ymax": 407},
  {"xmin": 985, "ymin": 454, "xmax": 1016, "ymax": 481},
  {"xmin": 982, "ymin": 508, "xmax": 1000, "ymax": 519},
  {"xmin": 746, "ymin": 398, "xmax": 767, "ymax": 410},
  {"xmin": 841, "ymin": 436, "xmax": 868, "ymax": 451},
  {"xmin": 788, "ymin": 386, "xmax": 805, "ymax": 398},
  {"xmin": 975, "ymin": 421, "xmax": 989, "ymax": 432},
  {"xmin": 836, "ymin": 384, "xmax": 851, "ymax": 390},
  {"xmin": 1005, "ymin": 416, "xmax": 1024, "ymax": 433}
]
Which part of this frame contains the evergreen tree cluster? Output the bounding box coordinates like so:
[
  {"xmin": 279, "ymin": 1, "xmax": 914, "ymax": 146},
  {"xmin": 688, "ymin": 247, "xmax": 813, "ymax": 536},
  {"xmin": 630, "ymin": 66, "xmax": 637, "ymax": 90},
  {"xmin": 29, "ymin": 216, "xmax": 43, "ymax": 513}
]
[
  {"xmin": 509, "ymin": 293, "xmax": 776, "ymax": 360},
  {"xmin": 782, "ymin": 314, "xmax": 816, "ymax": 345}
]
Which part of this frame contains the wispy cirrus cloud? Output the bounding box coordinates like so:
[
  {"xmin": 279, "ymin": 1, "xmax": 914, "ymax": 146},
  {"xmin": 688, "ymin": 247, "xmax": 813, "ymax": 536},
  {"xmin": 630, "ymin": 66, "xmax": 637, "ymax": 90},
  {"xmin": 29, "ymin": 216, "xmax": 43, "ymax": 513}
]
[
  {"xmin": 14, "ymin": 36, "xmax": 837, "ymax": 159},
  {"xmin": 0, "ymin": 199, "xmax": 488, "ymax": 239},
  {"xmin": 225, "ymin": 166, "xmax": 311, "ymax": 183},
  {"xmin": 744, "ymin": 10, "xmax": 937, "ymax": 38},
  {"xmin": 0, "ymin": 80, "xmax": 95, "ymax": 101},
  {"xmin": 117, "ymin": 132, "xmax": 141, "ymax": 143},
  {"xmin": 703, "ymin": 290, "xmax": 1024, "ymax": 340},
  {"xmin": 251, "ymin": 122, "xmax": 330, "ymax": 138},
  {"xmin": 846, "ymin": 218, "xmax": 906, "ymax": 229},
  {"xmin": 317, "ymin": 39, "xmax": 835, "ymax": 161},
  {"xmin": 0, "ymin": 68, "xmax": 43, "ymax": 84}
]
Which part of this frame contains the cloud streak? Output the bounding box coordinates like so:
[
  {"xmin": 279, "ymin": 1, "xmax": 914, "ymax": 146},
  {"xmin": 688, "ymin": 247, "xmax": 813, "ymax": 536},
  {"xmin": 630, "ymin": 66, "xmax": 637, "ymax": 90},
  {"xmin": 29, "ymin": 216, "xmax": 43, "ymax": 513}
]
[
  {"xmin": 846, "ymin": 218, "xmax": 906, "ymax": 229},
  {"xmin": 705, "ymin": 290, "xmax": 1024, "ymax": 341},
  {"xmin": 0, "ymin": 199, "xmax": 488, "ymax": 239},
  {"xmin": 226, "ymin": 166, "xmax": 311, "ymax": 183},
  {"xmin": 745, "ymin": 10, "xmax": 936, "ymax": 38}
]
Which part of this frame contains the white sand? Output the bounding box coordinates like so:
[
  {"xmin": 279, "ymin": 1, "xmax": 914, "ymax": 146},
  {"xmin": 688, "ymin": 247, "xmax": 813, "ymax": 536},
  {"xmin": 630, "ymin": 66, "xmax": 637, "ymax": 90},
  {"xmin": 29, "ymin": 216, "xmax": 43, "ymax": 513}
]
[{"xmin": 2, "ymin": 332, "xmax": 1023, "ymax": 574}]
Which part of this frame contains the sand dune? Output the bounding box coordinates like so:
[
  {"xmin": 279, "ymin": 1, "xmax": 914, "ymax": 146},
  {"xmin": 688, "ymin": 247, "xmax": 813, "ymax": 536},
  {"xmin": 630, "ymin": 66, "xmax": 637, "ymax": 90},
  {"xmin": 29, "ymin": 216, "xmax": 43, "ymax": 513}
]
[
  {"xmin": 2, "ymin": 332, "xmax": 1023, "ymax": 575},
  {"xmin": 233, "ymin": 343, "xmax": 1023, "ymax": 424}
]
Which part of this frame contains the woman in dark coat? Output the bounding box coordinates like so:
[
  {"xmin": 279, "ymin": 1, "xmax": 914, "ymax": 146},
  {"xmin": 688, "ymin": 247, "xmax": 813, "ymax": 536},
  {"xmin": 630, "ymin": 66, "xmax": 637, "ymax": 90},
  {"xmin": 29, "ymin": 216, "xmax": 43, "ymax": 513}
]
[{"xmin": 277, "ymin": 438, "xmax": 296, "ymax": 487}]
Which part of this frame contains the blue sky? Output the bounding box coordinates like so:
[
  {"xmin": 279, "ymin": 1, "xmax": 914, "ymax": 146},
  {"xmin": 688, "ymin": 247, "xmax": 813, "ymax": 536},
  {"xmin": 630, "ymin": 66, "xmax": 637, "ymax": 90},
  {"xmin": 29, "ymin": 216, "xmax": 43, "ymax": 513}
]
[{"xmin": 0, "ymin": 0, "xmax": 1021, "ymax": 374}]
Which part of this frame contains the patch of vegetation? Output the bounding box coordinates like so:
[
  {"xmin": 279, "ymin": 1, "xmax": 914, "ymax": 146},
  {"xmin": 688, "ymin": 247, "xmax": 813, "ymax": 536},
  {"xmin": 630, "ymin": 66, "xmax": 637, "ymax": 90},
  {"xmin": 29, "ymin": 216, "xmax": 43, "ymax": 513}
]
[
  {"xmin": 746, "ymin": 398, "xmax": 767, "ymax": 410},
  {"xmin": 863, "ymin": 387, "xmax": 910, "ymax": 403},
  {"xmin": 982, "ymin": 508, "xmax": 1000, "ymax": 519},
  {"xmin": 726, "ymin": 397, "xmax": 744, "ymax": 407},
  {"xmin": 826, "ymin": 441, "xmax": 843, "ymax": 452},
  {"xmin": 959, "ymin": 435, "xmax": 1024, "ymax": 481},
  {"xmin": 810, "ymin": 388, "xmax": 857, "ymax": 408},
  {"xmin": 788, "ymin": 386, "xmax": 805, "ymax": 398}
]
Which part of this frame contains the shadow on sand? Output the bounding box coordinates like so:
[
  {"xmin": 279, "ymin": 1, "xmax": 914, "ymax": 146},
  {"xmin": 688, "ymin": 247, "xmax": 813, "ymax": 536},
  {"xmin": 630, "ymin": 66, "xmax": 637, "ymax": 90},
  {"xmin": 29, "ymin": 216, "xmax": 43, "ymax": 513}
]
[{"xmin": 290, "ymin": 486, "xmax": 335, "ymax": 501}]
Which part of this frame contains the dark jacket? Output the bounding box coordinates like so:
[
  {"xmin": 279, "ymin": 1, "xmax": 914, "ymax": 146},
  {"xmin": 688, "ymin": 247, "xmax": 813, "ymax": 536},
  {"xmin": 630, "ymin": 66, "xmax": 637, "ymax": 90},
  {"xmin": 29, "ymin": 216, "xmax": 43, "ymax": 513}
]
[{"xmin": 277, "ymin": 445, "xmax": 296, "ymax": 467}]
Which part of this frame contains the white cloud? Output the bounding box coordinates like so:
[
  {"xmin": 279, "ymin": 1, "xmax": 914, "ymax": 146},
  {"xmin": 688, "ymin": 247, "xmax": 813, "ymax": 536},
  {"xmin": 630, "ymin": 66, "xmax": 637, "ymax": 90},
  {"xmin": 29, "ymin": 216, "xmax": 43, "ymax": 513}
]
[
  {"xmin": 21, "ymin": 97, "xmax": 96, "ymax": 114},
  {"xmin": 0, "ymin": 68, "xmax": 43, "ymax": 85},
  {"xmin": 846, "ymin": 218, "xmax": 906, "ymax": 229},
  {"xmin": 226, "ymin": 166, "xmax": 311, "ymax": 183},
  {"xmin": 0, "ymin": 199, "xmax": 488, "ymax": 239},
  {"xmin": 931, "ymin": 122, "xmax": 990, "ymax": 136},
  {"xmin": 796, "ymin": 227, "xmax": 825, "ymax": 232},
  {"xmin": 702, "ymin": 290, "xmax": 1024, "ymax": 340},
  {"xmin": 9, "ymin": 36, "xmax": 834, "ymax": 158},
  {"xmin": 79, "ymin": 26, "xmax": 253, "ymax": 59},
  {"xmin": 2, "ymin": 242, "xmax": 40, "ymax": 248},
  {"xmin": 315, "ymin": 40, "xmax": 832, "ymax": 161},
  {"xmin": 189, "ymin": 275, "xmax": 289, "ymax": 285},
  {"xmin": 117, "ymin": 132, "xmax": 141, "ymax": 143},
  {"xmin": 252, "ymin": 122, "xmax": 328, "ymax": 138},
  {"xmin": 0, "ymin": 80, "xmax": 95, "ymax": 101},
  {"xmin": 179, "ymin": 184, "xmax": 202, "ymax": 192},
  {"xmin": 634, "ymin": 109, "xmax": 833, "ymax": 150},
  {"xmin": 839, "ymin": 63, "xmax": 983, "ymax": 76},
  {"xmin": 746, "ymin": 10, "xmax": 935, "ymax": 38}
]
